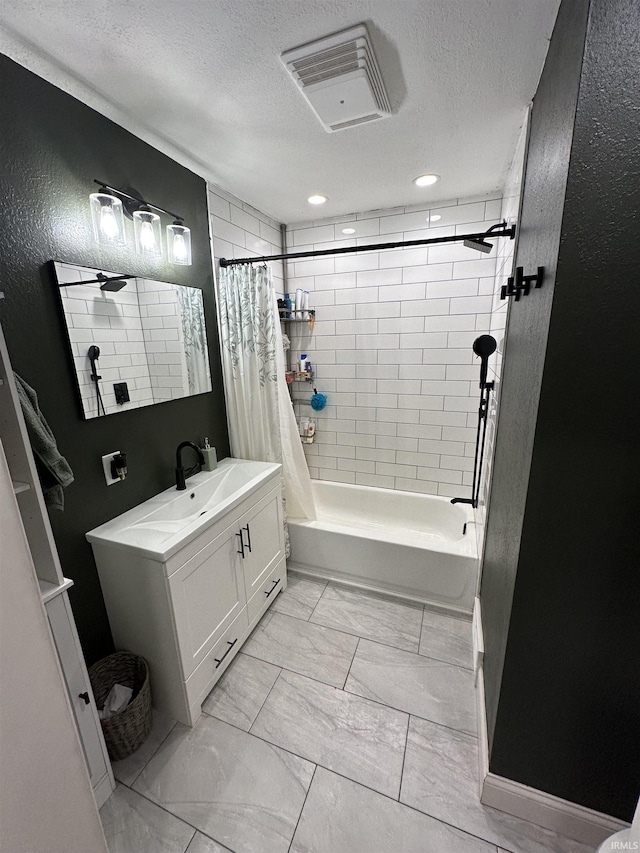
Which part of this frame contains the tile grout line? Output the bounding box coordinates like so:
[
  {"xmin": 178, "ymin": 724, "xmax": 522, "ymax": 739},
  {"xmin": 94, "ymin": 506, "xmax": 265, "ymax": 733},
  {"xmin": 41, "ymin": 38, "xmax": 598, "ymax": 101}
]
[
  {"xmin": 112, "ymin": 782, "xmax": 235, "ymax": 852},
  {"xmin": 240, "ymin": 640, "xmax": 477, "ymax": 739},
  {"xmin": 345, "ymin": 635, "xmax": 361, "ymax": 688},
  {"xmin": 129, "ymin": 721, "xmax": 508, "ymax": 853},
  {"xmin": 248, "ymin": 667, "xmax": 284, "ymax": 734},
  {"xmin": 183, "ymin": 828, "xmax": 197, "ymax": 853},
  {"xmin": 397, "ymin": 713, "xmax": 412, "ymax": 803},
  {"xmin": 306, "ymin": 579, "xmax": 329, "ymax": 622},
  {"xmin": 119, "ymin": 718, "xmax": 178, "ymax": 788},
  {"xmin": 287, "ymin": 764, "xmax": 318, "ymax": 853}
]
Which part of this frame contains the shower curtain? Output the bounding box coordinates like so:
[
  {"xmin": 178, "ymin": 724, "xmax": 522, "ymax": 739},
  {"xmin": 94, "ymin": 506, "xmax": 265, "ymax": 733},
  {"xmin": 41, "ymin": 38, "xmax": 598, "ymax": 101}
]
[
  {"xmin": 178, "ymin": 286, "xmax": 211, "ymax": 395},
  {"xmin": 218, "ymin": 263, "xmax": 316, "ymax": 529}
]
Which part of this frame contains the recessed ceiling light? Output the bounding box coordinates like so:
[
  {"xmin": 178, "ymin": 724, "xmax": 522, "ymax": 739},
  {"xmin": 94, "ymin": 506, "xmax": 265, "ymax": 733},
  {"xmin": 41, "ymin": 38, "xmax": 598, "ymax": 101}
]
[
  {"xmin": 429, "ymin": 214, "xmax": 442, "ymax": 222},
  {"xmin": 413, "ymin": 174, "xmax": 439, "ymax": 187},
  {"xmin": 342, "ymin": 227, "xmax": 356, "ymax": 234},
  {"xmin": 308, "ymin": 194, "xmax": 328, "ymax": 205}
]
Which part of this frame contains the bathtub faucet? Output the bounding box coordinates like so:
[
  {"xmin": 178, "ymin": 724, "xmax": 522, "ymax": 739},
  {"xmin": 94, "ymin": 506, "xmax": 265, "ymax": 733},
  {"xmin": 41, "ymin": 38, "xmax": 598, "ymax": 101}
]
[{"xmin": 175, "ymin": 441, "xmax": 205, "ymax": 490}]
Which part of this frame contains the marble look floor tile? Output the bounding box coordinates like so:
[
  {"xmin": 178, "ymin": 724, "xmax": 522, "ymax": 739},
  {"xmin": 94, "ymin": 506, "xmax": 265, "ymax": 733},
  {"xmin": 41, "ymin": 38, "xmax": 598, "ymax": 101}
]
[
  {"xmin": 242, "ymin": 611, "xmax": 358, "ymax": 687},
  {"xmin": 185, "ymin": 831, "xmax": 232, "ymax": 853},
  {"xmin": 419, "ymin": 608, "xmax": 473, "ymax": 669},
  {"xmin": 400, "ymin": 717, "xmax": 594, "ymax": 853},
  {"xmin": 111, "ymin": 709, "xmax": 177, "ymax": 787},
  {"xmin": 290, "ymin": 767, "xmax": 496, "ymax": 853},
  {"xmin": 202, "ymin": 652, "xmax": 280, "ymax": 731},
  {"xmin": 271, "ymin": 574, "xmax": 327, "ymax": 620},
  {"xmin": 133, "ymin": 715, "xmax": 314, "ymax": 853},
  {"xmin": 100, "ymin": 783, "xmax": 194, "ymax": 853},
  {"xmin": 345, "ymin": 638, "xmax": 476, "ymax": 734},
  {"xmin": 309, "ymin": 584, "xmax": 423, "ymax": 652},
  {"xmin": 251, "ymin": 669, "xmax": 408, "ymax": 799}
]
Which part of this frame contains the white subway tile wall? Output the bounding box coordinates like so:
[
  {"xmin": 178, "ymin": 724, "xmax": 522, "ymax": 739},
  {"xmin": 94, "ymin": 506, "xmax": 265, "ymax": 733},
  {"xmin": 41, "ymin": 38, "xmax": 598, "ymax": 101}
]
[
  {"xmin": 286, "ymin": 195, "xmax": 507, "ymax": 498},
  {"xmin": 208, "ymin": 185, "xmax": 284, "ymax": 297}
]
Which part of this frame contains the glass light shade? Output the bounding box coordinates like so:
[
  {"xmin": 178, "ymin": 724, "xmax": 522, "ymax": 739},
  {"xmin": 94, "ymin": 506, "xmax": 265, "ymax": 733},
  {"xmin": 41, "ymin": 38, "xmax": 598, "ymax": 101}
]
[
  {"xmin": 133, "ymin": 208, "xmax": 162, "ymax": 257},
  {"xmin": 89, "ymin": 192, "xmax": 126, "ymax": 246},
  {"xmin": 167, "ymin": 222, "xmax": 192, "ymax": 265}
]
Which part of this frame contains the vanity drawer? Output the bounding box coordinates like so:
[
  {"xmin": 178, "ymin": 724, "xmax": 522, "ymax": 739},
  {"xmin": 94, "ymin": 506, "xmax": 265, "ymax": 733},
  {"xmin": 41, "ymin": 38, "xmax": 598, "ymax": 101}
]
[
  {"xmin": 247, "ymin": 558, "xmax": 286, "ymax": 626},
  {"xmin": 185, "ymin": 606, "xmax": 248, "ymax": 709}
]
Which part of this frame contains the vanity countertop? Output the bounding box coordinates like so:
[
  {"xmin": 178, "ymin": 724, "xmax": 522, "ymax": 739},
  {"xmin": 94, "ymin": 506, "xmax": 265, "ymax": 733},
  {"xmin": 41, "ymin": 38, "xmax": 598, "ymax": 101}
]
[{"xmin": 86, "ymin": 458, "xmax": 281, "ymax": 561}]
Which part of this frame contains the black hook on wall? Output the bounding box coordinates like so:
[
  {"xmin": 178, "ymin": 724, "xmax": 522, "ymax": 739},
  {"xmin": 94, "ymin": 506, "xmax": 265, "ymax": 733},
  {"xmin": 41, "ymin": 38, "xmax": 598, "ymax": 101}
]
[{"xmin": 500, "ymin": 266, "xmax": 544, "ymax": 301}]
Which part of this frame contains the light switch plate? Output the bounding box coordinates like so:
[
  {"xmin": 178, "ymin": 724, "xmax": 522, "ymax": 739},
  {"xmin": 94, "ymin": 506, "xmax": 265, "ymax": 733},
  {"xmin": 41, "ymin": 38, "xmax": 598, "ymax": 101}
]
[{"xmin": 102, "ymin": 451, "xmax": 121, "ymax": 486}]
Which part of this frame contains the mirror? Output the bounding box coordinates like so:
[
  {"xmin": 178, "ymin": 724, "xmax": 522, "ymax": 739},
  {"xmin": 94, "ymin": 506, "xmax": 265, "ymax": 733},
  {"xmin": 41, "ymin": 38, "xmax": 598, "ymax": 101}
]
[{"xmin": 53, "ymin": 261, "xmax": 212, "ymax": 419}]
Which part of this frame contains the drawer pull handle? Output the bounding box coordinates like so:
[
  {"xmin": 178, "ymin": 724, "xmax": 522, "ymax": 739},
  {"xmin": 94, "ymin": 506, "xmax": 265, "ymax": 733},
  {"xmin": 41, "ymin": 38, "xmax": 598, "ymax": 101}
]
[
  {"xmin": 79, "ymin": 692, "xmax": 90, "ymax": 705},
  {"xmin": 265, "ymin": 578, "xmax": 281, "ymax": 598},
  {"xmin": 214, "ymin": 638, "xmax": 237, "ymax": 669},
  {"xmin": 236, "ymin": 531, "xmax": 245, "ymax": 558},
  {"xmin": 243, "ymin": 524, "xmax": 252, "ymax": 553}
]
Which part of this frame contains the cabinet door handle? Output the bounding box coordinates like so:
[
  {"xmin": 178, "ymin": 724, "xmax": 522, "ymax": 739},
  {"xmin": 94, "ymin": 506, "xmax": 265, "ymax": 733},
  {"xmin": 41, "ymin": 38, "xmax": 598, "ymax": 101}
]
[
  {"xmin": 214, "ymin": 638, "xmax": 237, "ymax": 669},
  {"xmin": 243, "ymin": 524, "xmax": 252, "ymax": 553},
  {"xmin": 78, "ymin": 692, "xmax": 90, "ymax": 705},
  {"xmin": 264, "ymin": 578, "xmax": 281, "ymax": 598},
  {"xmin": 236, "ymin": 531, "xmax": 245, "ymax": 558}
]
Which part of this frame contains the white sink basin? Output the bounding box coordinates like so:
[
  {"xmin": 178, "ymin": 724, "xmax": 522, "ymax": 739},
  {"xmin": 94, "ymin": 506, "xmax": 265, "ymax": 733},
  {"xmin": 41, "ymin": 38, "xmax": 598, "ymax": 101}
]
[{"xmin": 86, "ymin": 458, "xmax": 281, "ymax": 560}]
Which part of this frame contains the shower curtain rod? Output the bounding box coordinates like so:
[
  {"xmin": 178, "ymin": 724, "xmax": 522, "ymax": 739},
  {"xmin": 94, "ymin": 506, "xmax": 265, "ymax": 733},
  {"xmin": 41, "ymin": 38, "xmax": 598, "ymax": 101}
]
[{"xmin": 218, "ymin": 222, "xmax": 516, "ymax": 267}]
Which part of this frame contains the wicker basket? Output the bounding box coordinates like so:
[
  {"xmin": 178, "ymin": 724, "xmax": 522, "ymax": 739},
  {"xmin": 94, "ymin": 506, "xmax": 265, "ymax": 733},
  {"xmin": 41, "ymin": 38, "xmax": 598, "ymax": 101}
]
[{"xmin": 89, "ymin": 651, "xmax": 152, "ymax": 761}]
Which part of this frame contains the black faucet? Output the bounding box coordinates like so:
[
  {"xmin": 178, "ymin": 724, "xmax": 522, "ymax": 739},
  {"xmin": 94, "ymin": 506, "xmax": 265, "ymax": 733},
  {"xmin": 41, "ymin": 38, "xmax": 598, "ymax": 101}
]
[{"xmin": 175, "ymin": 441, "xmax": 205, "ymax": 490}]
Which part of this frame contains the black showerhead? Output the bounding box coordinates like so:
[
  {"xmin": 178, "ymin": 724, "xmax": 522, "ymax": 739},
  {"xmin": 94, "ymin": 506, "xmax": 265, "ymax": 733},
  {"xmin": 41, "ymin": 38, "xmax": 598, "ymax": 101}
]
[
  {"xmin": 97, "ymin": 273, "xmax": 129, "ymax": 292},
  {"xmin": 463, "ymin": 237, "xmax": 493, "ymax": 254},
  {"xmin": 473, "ymin": 335, "xmax": 497, "ymax": 388}
]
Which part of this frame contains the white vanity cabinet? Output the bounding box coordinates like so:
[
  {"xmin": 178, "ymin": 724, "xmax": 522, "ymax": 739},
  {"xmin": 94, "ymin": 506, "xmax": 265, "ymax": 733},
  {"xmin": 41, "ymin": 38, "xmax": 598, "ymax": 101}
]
[{"xmin": 88, "ymin": 463, "xmax": 285, "ymax": 727}]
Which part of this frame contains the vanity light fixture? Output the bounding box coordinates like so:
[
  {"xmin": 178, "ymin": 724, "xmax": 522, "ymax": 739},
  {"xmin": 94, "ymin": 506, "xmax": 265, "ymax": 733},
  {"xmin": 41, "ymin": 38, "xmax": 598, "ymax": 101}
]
[
  {"xmin": 89, "ymin": 180, "xmax": 192, "ymax": 265},
  {"xmin": 89, "ymin": 189, "xmax": 126, "ymax": 246},
  {"xmin": 413, "ymin": 174, "xmax": 439, "ymax": 187}
]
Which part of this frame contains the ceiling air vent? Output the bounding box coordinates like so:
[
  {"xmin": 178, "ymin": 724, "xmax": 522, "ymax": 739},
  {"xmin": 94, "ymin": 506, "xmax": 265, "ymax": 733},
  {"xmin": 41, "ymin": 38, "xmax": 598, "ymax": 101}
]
[{"xmin": 281, "ymin": 23, "xmax": 391, "ymax": 133}]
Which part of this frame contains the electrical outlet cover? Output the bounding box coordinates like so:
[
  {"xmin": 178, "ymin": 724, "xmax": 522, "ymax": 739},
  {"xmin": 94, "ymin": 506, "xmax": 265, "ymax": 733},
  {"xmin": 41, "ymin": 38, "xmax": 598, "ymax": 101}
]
[{"xmin": 102, "ymin": 451, "xmax": 121, "ymax": 486}]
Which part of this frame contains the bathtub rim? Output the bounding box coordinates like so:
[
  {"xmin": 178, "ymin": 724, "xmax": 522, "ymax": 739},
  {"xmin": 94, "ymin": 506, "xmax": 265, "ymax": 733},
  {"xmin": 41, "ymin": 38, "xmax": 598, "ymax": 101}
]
[{"xmin": 292, "ymin": 478, "xmax": 477, "ymax": 553}]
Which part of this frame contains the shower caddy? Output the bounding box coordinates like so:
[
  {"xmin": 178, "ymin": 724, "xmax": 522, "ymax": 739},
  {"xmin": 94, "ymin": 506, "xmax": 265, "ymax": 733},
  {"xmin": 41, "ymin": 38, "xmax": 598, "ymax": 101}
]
[{"xmin": 278, "ymin": 303, "xmax": 319, "ymax": 444}]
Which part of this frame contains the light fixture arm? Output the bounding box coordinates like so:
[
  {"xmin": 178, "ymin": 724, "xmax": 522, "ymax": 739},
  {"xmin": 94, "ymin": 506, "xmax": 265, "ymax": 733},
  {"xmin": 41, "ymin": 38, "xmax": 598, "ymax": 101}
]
[{"xmin": 93, "ymin": 179, "xmax": 184, "ymax": 222}]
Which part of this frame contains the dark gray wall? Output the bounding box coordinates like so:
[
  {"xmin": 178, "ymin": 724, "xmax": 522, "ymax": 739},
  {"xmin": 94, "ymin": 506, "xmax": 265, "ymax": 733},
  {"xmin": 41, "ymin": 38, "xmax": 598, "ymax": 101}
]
[
  {"xmin": 481, "ymin": 0, "xmax": 640, "ymax": 821},
  {"xmin": 0, "ymin": 56, "xmax": 230, "ymax": 664}
]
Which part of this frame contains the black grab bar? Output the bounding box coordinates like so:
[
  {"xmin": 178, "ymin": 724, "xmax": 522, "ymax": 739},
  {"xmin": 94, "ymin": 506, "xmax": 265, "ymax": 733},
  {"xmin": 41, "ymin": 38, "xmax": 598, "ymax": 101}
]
[{"xmin": 451, "ymin": 335, "xmax": 497, "ymax": 510}]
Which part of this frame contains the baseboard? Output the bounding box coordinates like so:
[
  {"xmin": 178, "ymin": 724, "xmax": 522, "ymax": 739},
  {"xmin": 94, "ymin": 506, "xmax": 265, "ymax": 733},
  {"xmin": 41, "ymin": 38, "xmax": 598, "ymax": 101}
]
[
  {"xmin": 474, "ymin": 607, "xmax": 489, "ymax": 798},
  {"xmin": 286, "ymin": 560, "xmax": 472, "ymax": 620},
  {"xmin": 481, "ymin": 774, "xmax": 630, "ymax": 847},
  {"xmin": 474, "ymin": 603, "xmax": 629, "ymax": 848}
]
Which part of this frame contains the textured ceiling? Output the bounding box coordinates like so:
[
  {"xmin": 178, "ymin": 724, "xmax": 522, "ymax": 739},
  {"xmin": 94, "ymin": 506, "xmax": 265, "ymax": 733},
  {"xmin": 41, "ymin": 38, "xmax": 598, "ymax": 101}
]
[{"xmin": 0, "ymin": 0, "xmax": 559, "ymax": 223}]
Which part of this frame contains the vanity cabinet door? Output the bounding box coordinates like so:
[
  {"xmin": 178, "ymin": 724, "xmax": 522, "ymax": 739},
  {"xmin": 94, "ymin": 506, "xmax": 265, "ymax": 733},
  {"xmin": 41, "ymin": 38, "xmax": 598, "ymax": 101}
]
[
  {"xmin": 168, "ymin": 523, "xmax": 244, "ymax": 678},
  {"xmin": 237, "ymin": 487, "xmax": 284, "ymax": 603}
]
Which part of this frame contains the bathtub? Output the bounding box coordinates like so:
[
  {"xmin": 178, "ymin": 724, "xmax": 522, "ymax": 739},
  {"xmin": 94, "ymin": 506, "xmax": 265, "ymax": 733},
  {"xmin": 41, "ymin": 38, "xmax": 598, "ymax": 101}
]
[{"xmin": 288, "ymin": 480, "xmax": 478, "ymax": 615}]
